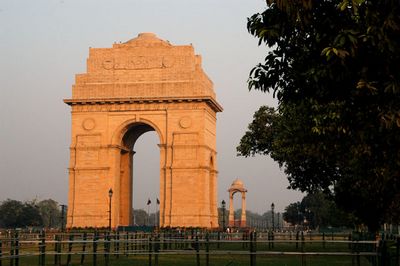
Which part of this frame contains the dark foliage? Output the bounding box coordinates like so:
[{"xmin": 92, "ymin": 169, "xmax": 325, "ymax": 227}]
[{"xmin": 238, "ymin": 0, "xmax": 400, "ymax": 231}]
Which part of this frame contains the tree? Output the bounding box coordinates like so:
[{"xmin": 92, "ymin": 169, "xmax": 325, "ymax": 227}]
[
  {"xmin": 301, "ymin": 192, "xmax": 353, "ymax": 229},
  {"xmin": 0, "ymin": 199, "xmax": 43, "ymax": 228},
  {"xmin": 132, "ymin": 209, "xmax": 148, "ymax": 226},
  {"xmin": 0, "ymin": 199, "xmax": 24, "ymax": 227},
  {"xmin": 283, "ymin": 193, "xmax": 353, "ymax": 229},
  {"xmin": 238, "ymin": 0, "xmax": 400, "ymax": 231},
  {"xmin": 21, "ymin": 201, "xmax": 43, "ymax": 227},
  {"xmin": 37, "ymin": 199, "xmax": 62, "ymax": 228},
  {"xmin": 283, "ymin": 202, "xmax": 303, "ymax": 226}
]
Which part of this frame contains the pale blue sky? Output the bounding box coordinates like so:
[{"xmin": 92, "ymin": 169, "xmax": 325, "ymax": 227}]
[{"xmin": 0, "ymin": 0, "xmax": 303, "ymax": 214}]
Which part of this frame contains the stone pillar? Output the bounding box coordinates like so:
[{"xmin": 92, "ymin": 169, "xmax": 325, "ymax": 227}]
[
  {"xmin": 158, "ymin": 144, "xmax": 167, "ymax": 227},
  {"xmin": 228, "ymin": 192, "xmax": 234, "ymax": 226},
  {"xmin": 119, "ymin": 150, "xmax": 134, "ymax": 226},
  {"xmin": 240, "ymin": 192, "xmax": 246, "ymax": 227}
]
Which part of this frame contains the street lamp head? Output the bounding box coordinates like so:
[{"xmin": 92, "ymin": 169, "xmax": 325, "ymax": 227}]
[
  {"xmin": 221, "ymin": 200, "xmax": 226, "ymax": 208},
  {"xmin": 271, "ymin": 202, "xmax": 275, "ymax": 210},
  {"xmin": 109, "ymin": 188, "xmax": 113, "ymax": 198}
]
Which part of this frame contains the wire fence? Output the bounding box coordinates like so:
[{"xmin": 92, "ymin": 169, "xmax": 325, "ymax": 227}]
[{"xmin": 0, "ymin": 230, "xmax": 399, "ymax": 266}]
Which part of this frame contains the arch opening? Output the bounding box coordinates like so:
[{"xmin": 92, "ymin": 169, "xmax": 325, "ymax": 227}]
[
  {"xmin": 122, "ymin": 122, "xmax": 155, "ymax": 150},
  {"xmin": 118, "ymin": 122, "xmax": 161, "ymax": 227}
]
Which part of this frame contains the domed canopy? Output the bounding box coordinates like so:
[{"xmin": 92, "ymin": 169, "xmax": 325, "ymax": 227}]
[{"xmin": 228, "ymin": 178, "xmax": 247, "ymax": 192}]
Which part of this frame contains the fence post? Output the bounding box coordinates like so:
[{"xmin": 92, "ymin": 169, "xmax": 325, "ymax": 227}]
[
  {"xmin": 301, "ymin": 231, "xmax": 305, "ymax": 266},
  {"xmin": 14, "ymin": 231, "xmax": 19, "ymax": 266},
  {"xmin": 168, "ymin": 231, "xmax": 172, "ymax": 250},
  {"xmin": 206, "ymin": 232, "xmax": 210, "ymax": 266},
  {"xmin": 242, "ymin": 232, "xmax": 245, "ymax": 249},
  {"xmin": 53, "ymin": 234, "xmax": 58, "ymax": 266},
  {"xmin": 322, "ymin": 232, "xmax": 325, "ymax": 249},
  {"xmin": 348, "ymin": 233, "xmax": 352, "ymax": 250},
  {"xmin": 134, "ymin": 233, "xmax": 137, "ymax": 253},
  {"xmin": 296, "ymin": 231, "xmax": 299, "ymax": 249},
  {"xmin": 131, "ymin": 233, "xmax": 134, "ymax": 253},
  {"xmin": 396, "ymin": 237, "xmax": 399, "ymax": 266},
  {"xmin": 124, "ymin": 232, "xmax": 128, "ymax": 256},
  {"xmin": 249, "ymin": 231, "xmax": 256, "ymax": 266},
  {"xmin": 105, "ymin": 232, "xmax": 110, "ymax": 266},
  {"xmin": 10, "ymin": 232, "xmax": 14, "ymax": 266},
  {"xmin": 80, "ymin": 232, "xmax": 87, "ymax": 265},
  {"xmin": 271, "ymin": 231, "xmax": 274, "ymax": 249},
  {"xmin": 55, "ymin": 234, "xmax": 60, "ymax": 266},
  {"xmin": 93, "ymin": 231, "xmax": 98, "ymax": 266},
  {"xmin": 58, "ymin": 234, "xmax": 62, "ymax": 266},
  {"xmin": 154, "ymin": 234, "xmax": 160, "ymax": 266},
  {"xmin": 39, "ymin": 230, "xmax": 46, "ymax": 266},
  {"xmin": 195, "ymin": 235, "xmax": 200, "ymax": 266},
  {"xmin": 380, "ymin": 239, "xmax": 388, "ymax": 266},
  {"xmin": 148, "ymin": 236, "xmax": 152, "ymax": 266},
  {"xmin": 115, "ymin": 231, "xmax": 120, "ymax": 259},
  {"xmin": 0, "ymin": 240, "xmax": 2, "ymax": 266},
  {"xmin": 249, "ymin": 232, "xmax": 253, "ymax": 266},
  {"xmin": 53, "ymin": 234, "xmax": 61, "ymax": 266},
  {"xmin": 66, "ymin": 234, "xmax": 73, "ymax": 266},
  {"xmin": 217, "ymin": 231, "xmax": 220, "ymax": 249}
]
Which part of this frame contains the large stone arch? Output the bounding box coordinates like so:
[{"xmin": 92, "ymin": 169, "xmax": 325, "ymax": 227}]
[{"xmin": 65, "ymin": 33, "xmax": 222, "ymax": 228}]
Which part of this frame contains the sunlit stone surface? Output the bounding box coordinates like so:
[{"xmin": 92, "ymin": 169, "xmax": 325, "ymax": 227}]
[{"xmin": 65, "ymin": 33, "xmax": 222, "ymax": 228}]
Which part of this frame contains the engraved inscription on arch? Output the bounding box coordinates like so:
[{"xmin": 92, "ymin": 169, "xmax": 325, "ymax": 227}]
[{"xmin": 102, "ymin": 56, "xmax": 179, "ymax": 70}]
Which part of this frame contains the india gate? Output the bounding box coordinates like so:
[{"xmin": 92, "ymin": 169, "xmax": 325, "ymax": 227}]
[{"xmin": 64, "ymin": 33, "xmax": 222, "ymax": 228}]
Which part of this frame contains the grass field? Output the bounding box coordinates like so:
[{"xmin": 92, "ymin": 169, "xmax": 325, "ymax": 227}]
[{"xmin": 10, "ymin": 252, "xmax": 374, "ymax": 266}]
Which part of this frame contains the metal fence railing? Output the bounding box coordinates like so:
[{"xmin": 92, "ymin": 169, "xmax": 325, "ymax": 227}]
[{"xmin": 0, "ymin": 230, "xmax": 399, "ymax": 266}]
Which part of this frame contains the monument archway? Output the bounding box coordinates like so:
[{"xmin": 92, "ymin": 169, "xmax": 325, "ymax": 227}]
[
  {"xmin": 228, "ymin": 179, "xmax": 247, "ymax": 227},
  {"xmin": 65, "ymin": 33, "xmax": 222, "ymax": 228}
]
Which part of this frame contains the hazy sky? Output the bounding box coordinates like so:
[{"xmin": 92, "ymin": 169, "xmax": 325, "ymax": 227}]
[{"xmin": 0, "ymin": 0, "xmax": 303, "ymax": 214}]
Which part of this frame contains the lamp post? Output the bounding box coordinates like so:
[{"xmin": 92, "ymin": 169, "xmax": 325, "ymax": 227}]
[
  {"xmin": 221, "ymin": 200, "xmax": 226, "ymax": 231},
  {"xmin": 271, "ymin": 202, "xmax": 275, "ymax": 231},
  {"xmin": 108, "ymin": 188, "xmax": 113, "ymax": 231}
]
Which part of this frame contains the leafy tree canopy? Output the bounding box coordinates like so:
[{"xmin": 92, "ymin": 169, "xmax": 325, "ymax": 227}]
[
  {"xmin": 283, "ymin": 202, "xmax": 303, "ymax": 226},
  {"xmin": 37, "ymin": 199, "xmax": 62, "ymax": 228},
  {"xmin": 0, "ymin": 198, "xmax": 66, "ymax": 229},
  {"xmin": 238, "ymin": 0, "xmax": 400, "ymax": 231},
  {"xmin": 0, "ymin": 199, "xmax": 42, "ymax": 228},
  {"xmin": 284, "ymin": 192, "xmax": 353, "ymax": 229}
]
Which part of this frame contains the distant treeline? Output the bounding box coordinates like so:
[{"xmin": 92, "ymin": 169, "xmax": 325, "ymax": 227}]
[
  {"xmin": 0, "ymin": 199, "xmax": 64, "ymax": 229},
  {"xmin": 0, "ymin": 192, "xmax": 354, "ymax": 230}
]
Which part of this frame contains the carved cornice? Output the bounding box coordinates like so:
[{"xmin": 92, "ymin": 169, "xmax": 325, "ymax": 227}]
[
  {"xmin": 64, "ymin": 96, "xmax": 223, "ymax": 112},
  {"xmin": 68, "ymin": 167, "xmax": 110, "ymax": 172}
]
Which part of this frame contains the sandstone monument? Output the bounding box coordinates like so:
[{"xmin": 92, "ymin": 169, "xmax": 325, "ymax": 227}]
[
  {"xmin": 228, "ymin": 179, "xmax": 247, "ymax": 227},
  {"xmin": 64, "ymin": 33, "xmax": 222, "ymax": 228}
]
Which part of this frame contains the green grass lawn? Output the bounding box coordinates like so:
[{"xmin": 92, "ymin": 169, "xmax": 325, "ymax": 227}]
[{"xmin": 5, "ymin": 250, "xmax": 375, "ymax": 266}]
